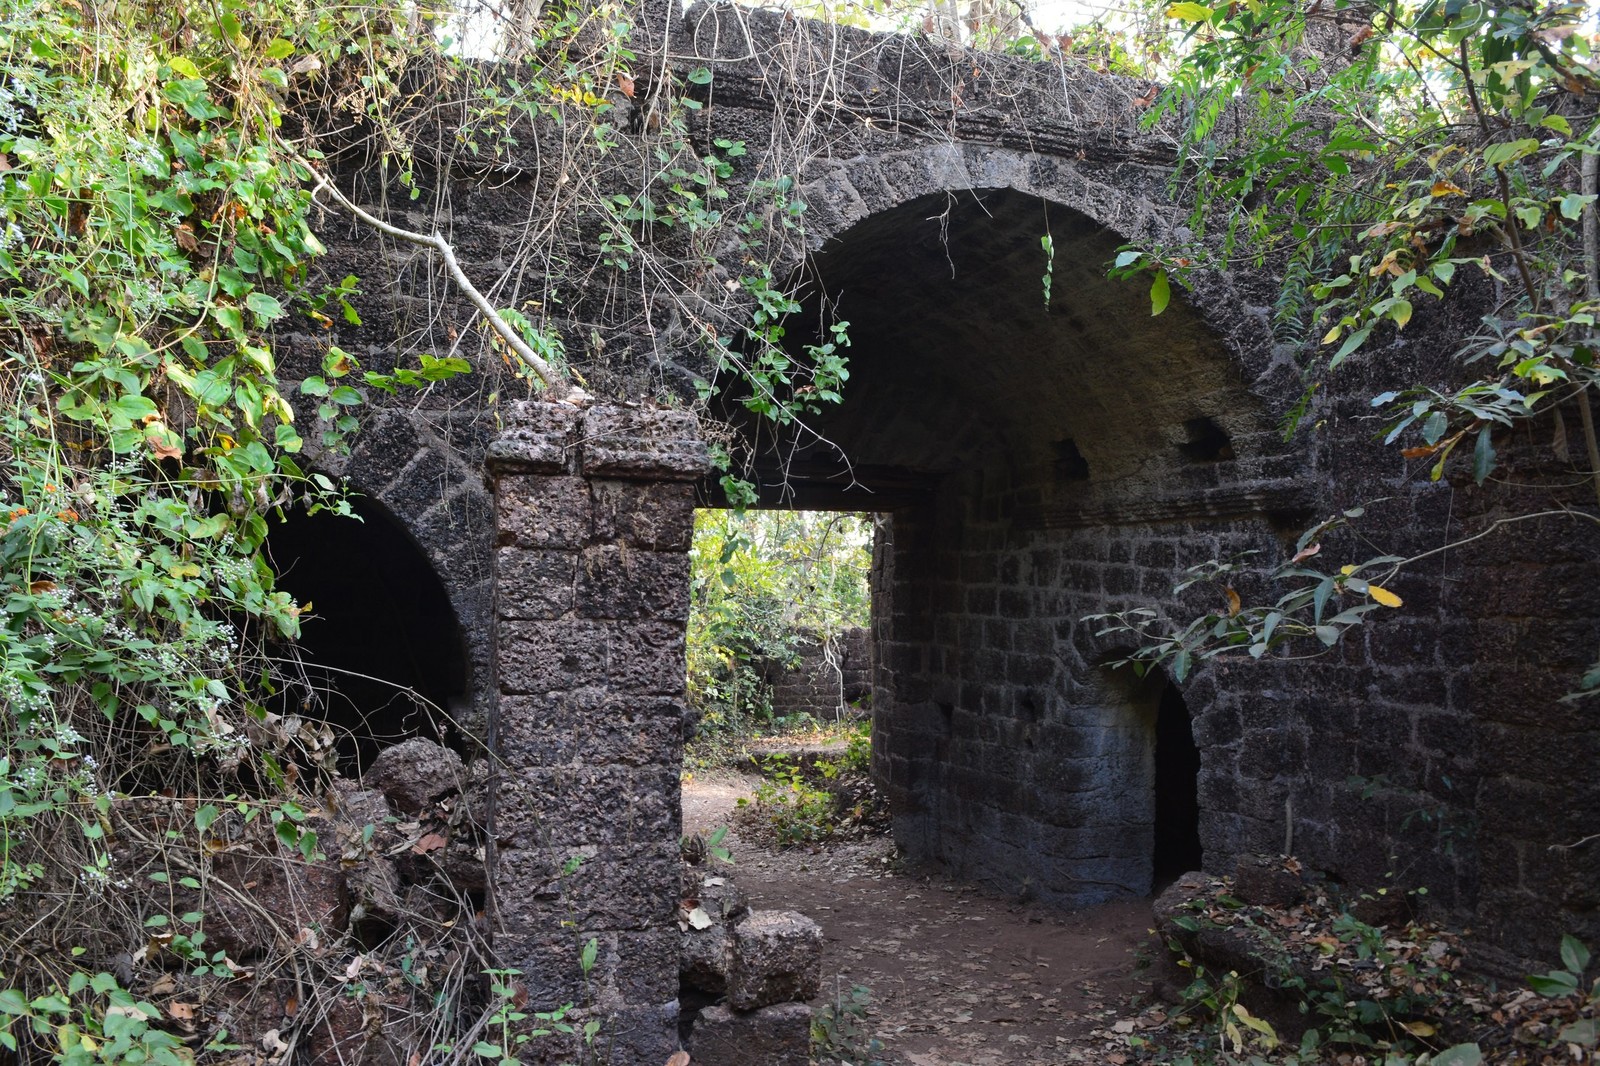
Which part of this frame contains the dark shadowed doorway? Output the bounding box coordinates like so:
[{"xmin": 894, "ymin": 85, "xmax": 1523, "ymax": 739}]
[
  {"xmin": 265, "ymin": 497, "xmax": 467, "ymax": 770},
  {"xmin": 1153, "ymin": 681, "xmax": 1203, "ymax": 888}
]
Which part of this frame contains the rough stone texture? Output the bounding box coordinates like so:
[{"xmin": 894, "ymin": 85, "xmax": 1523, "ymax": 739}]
[
  {"xmin": 291, "ymin": 0, "xmax": 1600, "ymax": 974},
  {"xmin": 726, "ymin": 910, "xmax": 824, "ymax": 1011},
  {"xmin": 489, "ymin": 402, "xmax": 708, "ymax": 1061},
  {"xmin": 689, "ymin": 1003, "xmax": 813, "ymax": 1066},
  {"xmin": 763, "ymin": 627, "xmax": 872, "ymax": 720},
  {"xmin": 679, "ymin": 869, "xmax": 749, "ymax": 995},
  {"xmin": 364, "ymin": 737, "xmax": 466, "ymax": 814},
  {"xmin": 681, "ymin": 924, "xmax": 733, "ymax": 996},
  {"xmin": 1232, "ymin": 856, "xmax": 1306, "ymax": 909}
]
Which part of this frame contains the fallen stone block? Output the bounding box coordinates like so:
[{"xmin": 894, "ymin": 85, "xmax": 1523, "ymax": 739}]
[
  {"xmin": 681, "ymin": 923, "xmax": 733, "ymax": 995},
  {"xmin": 689, "ymin": 1003, "xmax": 811, "ymax": 1066},
  {"xmin": 365, "ymin": 738, "xmax": 465, "ymax": 815},
  {"xmin": 726, "ymin": 910, "xmax": 822, "ymax": 1010}
]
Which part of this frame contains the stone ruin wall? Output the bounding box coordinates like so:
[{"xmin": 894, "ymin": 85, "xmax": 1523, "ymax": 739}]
[
  {"xmin": 280, "ymin": 2, "xmax": 1600, "ymax": 1025},
  {"xmin": 761, "ymin": 627, "xmax": 872, "ymax": 722}
]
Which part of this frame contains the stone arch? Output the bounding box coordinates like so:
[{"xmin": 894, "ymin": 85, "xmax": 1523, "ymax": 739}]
[
  {"xmin": 789, "ymin": 140, "xmax": 1290, "ymax": 406},
  {"xmin": 300, "ymin": 407, "xmax": 499, "ymax": 749},
  {"xmin": 713, "ymin": 177, "xmax": 1315, "ymax": 907}
]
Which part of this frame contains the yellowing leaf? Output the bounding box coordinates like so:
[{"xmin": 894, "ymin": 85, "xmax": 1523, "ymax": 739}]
[
  {"xmin": 1224, "ymin": 587, "xmax": 1241, "ymax": 617},
  {"xmin": 1403, "ymin": 1020, "xmax": 1437, "ymax": 1037},
  {"xmin": 1340, "ymin": 564, "xmax": 1357, "ymax": 576},
  {"xmin": 1368, "ymin": 584, "xmax": 1403, "ymax": 608},
  {"xmin": 1166, "ymin": 2, "xmax": 1213, "ymax": 20},
  {"xmin": 1322, "ymin": 324, "xmax": 1342, "ymax": 345},
  {"xmin": 1430, "ymin": 181, "xmax": 1466, "ymax": 198}
]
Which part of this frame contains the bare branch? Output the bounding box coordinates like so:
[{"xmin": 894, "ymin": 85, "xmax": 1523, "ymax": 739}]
[{"xmin": 300, "ymin": 160, "xmax": 591, "ymax": 406}]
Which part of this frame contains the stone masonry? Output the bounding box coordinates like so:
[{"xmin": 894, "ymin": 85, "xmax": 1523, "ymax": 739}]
[
  {"xmin": 486, "ymin": 401, "xmax": 710, "ymax": 1063},
  {"xmin": 298, "ymin": 0, "xmax": 1600, "ymax": 977}
]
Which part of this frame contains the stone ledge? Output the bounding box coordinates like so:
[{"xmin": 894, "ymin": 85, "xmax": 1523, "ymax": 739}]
[
  {"xmin": 485, "ymin": 401, "xmax": 582, "ymax": 474},
  {"xmin": 580, "ymin": 406, "xmax": 712, "ymax": 481}
]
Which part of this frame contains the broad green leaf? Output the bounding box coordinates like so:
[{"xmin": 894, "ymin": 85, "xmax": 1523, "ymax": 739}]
[
  {"xmin": 1482, "ymin": 138, "xmax": 1540, "ymax": 168},
  {"xmin": 245, "ymin": 291, "xmax": 285, "ymax": 321},
  {"xmin": 1560, "ymin": 934, "xmax": 1590, "ymax": 974},
  {"xmin": 1429, "ymin": 1046, "xmax": 1482, "ymax": 1066},
  {"xmin": 1528, "ymin": 970, "xmax": 1579, "ymax": 997},
  {"xmin": 109, "ymin": 395, "xmax": 158, "ymax": 422},
  {"xmin": 1559, "ymin": 193, "xmax": 1596, "ymax": 220},
  {"xmin": 1329, "ymin": 325, "xmax": 1372, "ymax": 368},
  {"xmin": 1150, "ymin": 269, "xmax": 1171, "ymax": 316}
]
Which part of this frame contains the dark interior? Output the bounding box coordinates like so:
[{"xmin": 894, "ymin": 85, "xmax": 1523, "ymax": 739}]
[
  {"xmin": 265, "ymin": 497, "xmax": 467, "ymax": 771},
  {"xmin": 1153, "ymin": 681, "xmax": 1204, "ymax": 887}
]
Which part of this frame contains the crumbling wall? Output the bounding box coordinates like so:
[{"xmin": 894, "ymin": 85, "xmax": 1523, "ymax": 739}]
[
  {"xmin": 285, "ymin": 0, "xmax": 1600, "ymax": 978},
  {"xmin": 761, "ymin": 627, "xmax": 872, "ymax": 721}
]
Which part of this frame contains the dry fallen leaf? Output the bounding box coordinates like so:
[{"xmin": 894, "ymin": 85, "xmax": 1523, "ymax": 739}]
[{"xmin": 412, "ymin": 832, "xmax": 447, "ymax": 854}]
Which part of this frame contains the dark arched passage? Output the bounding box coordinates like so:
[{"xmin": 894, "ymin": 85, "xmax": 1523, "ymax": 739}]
[
  {"xmin": 266, "ymin": 497, "xmax": 468, "ymax": 771},
  {"xmin": 712, "ymin": 187, "xmax": 1290, "ymax": 904}
]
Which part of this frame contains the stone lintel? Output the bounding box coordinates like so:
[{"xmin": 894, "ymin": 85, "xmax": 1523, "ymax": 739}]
[{"xmin": 484, "ymin": 401, "xmax": 583, "ymax": 475}]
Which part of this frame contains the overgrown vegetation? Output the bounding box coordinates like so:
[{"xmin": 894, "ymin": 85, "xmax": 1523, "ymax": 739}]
[
  {"xmin": 0, "ymin": 0, "xmax": 867, "ymax": 1055},
  {"xmin": 686, "ymin": 509, "xmax": 872, "ymax": 754},
  {"xmin": 733, "ymin": 726, "xmax": 888, "ymax": 847},
  {"xmin": 1105, "ymin": 865, "xmax": 1599, "ymax": 1064},
  {"xmin": 1091, "ymin": 0, "xmax": 1600, "ymax": 691}
]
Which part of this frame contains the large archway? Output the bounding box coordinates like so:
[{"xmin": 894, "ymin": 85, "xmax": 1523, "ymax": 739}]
[
  {"xmin": 715, "ymin": 186, "xmax": 1296, "ymax": 904},
  {"xmin": 266, "ymin": 496, "xmax": 470, "ymax": 771}
]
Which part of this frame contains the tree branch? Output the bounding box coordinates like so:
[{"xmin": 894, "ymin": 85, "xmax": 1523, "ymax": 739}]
[{"xmin": 300, "ymin": 161, "xmax": 590, "ymax": 405}]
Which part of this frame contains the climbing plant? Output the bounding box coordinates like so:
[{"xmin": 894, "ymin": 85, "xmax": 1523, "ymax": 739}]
[
  {"xmin": 1092, "ymin": 0, "xmax": 1600, "ymax": 690},
  {"xmin": 0, "ymin": 0, "xmax": 872, "ymax": 1054}
]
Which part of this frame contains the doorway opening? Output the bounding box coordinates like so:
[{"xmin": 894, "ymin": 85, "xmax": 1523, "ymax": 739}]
[
  {"xmin": 1152, "ymin": 681, "xmax": 1203, "ymax": 888},
  {"xmin": 264, "ymin": 497, "xmax": 468, "ymax": 771},
  {"xmin": 685, "ymin": 508, "xmax": 876, "ymax": 752}
]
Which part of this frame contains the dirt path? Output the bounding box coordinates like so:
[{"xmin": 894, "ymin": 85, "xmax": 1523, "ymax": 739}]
[{"xmin": 682, "ymin": 771, "xmax": 1157, "ymax": 1065}]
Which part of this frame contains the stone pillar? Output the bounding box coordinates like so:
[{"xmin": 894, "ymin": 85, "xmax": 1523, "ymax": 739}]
[{"xmin": 485, "ymin": 401, "xmax": 709, "ymax": 1063}]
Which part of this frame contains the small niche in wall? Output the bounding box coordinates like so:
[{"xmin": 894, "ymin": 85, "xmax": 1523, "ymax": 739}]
[
  {"xmin": 1053, "ymin": 438, "xmax": 1091, "ymax": 481},
  {"xmin": 1178, "ymin": 416, "xmax": 1235, "ymax": 462}
]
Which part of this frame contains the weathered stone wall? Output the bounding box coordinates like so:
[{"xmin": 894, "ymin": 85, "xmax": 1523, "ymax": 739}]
[
  {"xmin": 762, "ymin": 627, "xmax": 872, "ymax": 721},
  {"xmin": 287, "ymin": 0, "xmax": 1600, "ymax": 980},
  {"xmin": 486, "ymin": 402, "xmax": 709, "ymax": 1061}
]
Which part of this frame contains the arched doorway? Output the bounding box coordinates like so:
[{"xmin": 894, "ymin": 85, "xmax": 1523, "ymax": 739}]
[
  {"xmin": 710, "ymin": 186, "xmax": 1272, "ymax": 905},
  {"xmin": 265, "ymin": 497, "xmax": 469, "ymax": 770}
]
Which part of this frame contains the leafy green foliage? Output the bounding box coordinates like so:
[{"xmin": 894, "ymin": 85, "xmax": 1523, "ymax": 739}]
[
  {"xmin": 812, "ymin": 983, "xmax": 887, "ymax": 1066},
  {"xmin": 1095, "ymin": 0, "xmax": 1600, "ymax": 687},
  {"xmin": 687, "ymin": 510, "xmax": 872, "ymax": 743}
]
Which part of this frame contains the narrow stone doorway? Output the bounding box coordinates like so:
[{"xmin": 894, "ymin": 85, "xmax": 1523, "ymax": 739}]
[{"xmin": 1152, "ymin": 681, "xmax": 1203, "ymax": 888}]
